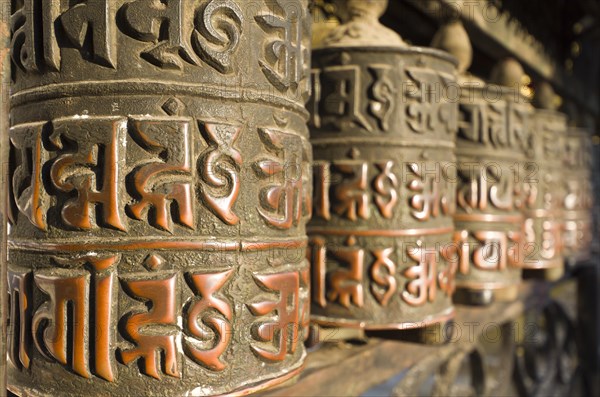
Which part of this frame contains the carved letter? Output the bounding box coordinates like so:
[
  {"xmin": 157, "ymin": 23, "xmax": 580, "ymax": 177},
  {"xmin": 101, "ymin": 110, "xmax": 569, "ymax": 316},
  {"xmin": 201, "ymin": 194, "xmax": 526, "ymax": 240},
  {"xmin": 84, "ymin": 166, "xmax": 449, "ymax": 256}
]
[
  {"xmin": 298, "ymin": 267, "xmax": 311, "ymax": 341},
  {"xmin": 407, "ymin": 163, "xmax": 453, "ymax": 221},
  {"xmin": 255, "ymin": 0, "xmax": 309, "ymax": 92},
  {"xmin": 370, "ymin": 248, "xmax": 397, "ymax": 307},
  {"xmin": 199, "ymin": 122, "xmax": 242, "ymax": 225},
  {"xmin": 373, "ymin": 161, "xmax": 399, "ymax": 219},
  {"xmin": 50, "ymin": 117, "xmax": 127, "ymax": 231},
  {"xmin": 307, "ymin": 237, "xmax": 327, "ymax": 308},
  {"xmin": 369, "ymin": 66, "xmax": 396, "ymax": 131},
  {"xmin": 32, "ymin": 256, "xmax": 118, "ymax": 381},
  {"xmin": 405, "ymin": 68, "xmax": 457, "ymax": 134},
  {"xmin": 11, "ymin": 0, "xmax": 60, "ymax": 71},
  {"xmin": 472, "ymin": 231, "xmax": 521, "ymax": 270},
  {"xmin": 320, "ymin": 65, "xmax": 371, "ymax": 131},
  {"xmin": 7, "ymin": 269, "xmax": 32, "ymax": 369},
  {"xmin": 254, "ymin": 128, "xmax": 310, "ymax": 229},
  {"xmin": 32, "ymin": 272, "xmax": 91, "ymax": 378},
  {"xmin": 120, "ymin": 274, "xmax": 180, "ymax": 379},
  {"xmin": 402, "ymin": 244, "xmax": 438, "ymax": 306},
  {"xmin": 184, "ymin": 269, "xmax": 234, "ymax": 371},
  {"xmin": 313, "ymin": 162, "xmax": 331, "ymax": 220},
  {"xmin": 128, "ymin": 117, "xmax": 194, "ymax": 232},
  {"xmin": 249, "ymin": 271, "xmax": 300, "ymax": 362},
  {"xmin": 451, "ymin": 230, "xmax": 471, "ymax": 275},
  {"xmin": 332, "ymin": 161, "xmax": 370, "ymax": 221},
  {"xmin": 10, "ymin": 123, "xmax": 50, "ymax": 231},
  {"xmin": 119, "ymin": 0, "xmax": 197, "ymax": 69},
  {"xmin": 60, "ymin": 0, "xmax": 117, "ymax": 68},
  {"xmin": 192, "ymin": 0, "xmax": 243, "ymax": 73},
  {"xmin": 327, "ymin": 239, "xmax": 365, "ymax": 308}
]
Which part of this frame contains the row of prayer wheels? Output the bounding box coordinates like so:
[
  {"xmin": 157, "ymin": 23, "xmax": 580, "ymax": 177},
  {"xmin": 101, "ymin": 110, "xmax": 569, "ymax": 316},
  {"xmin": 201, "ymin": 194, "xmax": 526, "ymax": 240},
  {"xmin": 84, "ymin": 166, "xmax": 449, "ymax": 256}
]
[{"xmin": 5, "ymin": 0, "xmax": 593, "ymax": 395}]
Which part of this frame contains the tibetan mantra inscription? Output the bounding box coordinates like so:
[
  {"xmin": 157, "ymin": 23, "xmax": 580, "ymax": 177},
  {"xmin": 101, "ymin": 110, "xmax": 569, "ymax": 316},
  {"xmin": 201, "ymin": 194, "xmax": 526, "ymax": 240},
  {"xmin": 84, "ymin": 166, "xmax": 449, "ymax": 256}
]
[
  {"xmin": 7, "ymin": 1, "xmax": 311, "ymax": 396},
  {"xmin": 307, "ymin": 4, "xmax": 459, "ymax": 328},
  {"xmin": 452, "ymin": 84, "xmax": 532, "ymax": 295}
]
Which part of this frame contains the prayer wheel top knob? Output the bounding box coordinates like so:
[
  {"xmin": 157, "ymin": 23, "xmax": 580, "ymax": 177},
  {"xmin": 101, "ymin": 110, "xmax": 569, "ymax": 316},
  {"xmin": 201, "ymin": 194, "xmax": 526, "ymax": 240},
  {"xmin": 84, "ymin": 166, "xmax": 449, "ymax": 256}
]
[
  {"xmin": 431, "ymin": 20, "xmax": 472, "ymax": 75},
  {"xmin": 534, "ymin": 81, "xmax": 560, "ymax": 110},
  {"xmin": 336, "ymin": 0, "xmax": 387, "ymax": 22},
  {"xmin": 323, "ymin": 0, "xmax": 405, "ymax": 48},
  {"xmin": 490, "ymin": 57, "xmax": 526, "ymax": 87}
]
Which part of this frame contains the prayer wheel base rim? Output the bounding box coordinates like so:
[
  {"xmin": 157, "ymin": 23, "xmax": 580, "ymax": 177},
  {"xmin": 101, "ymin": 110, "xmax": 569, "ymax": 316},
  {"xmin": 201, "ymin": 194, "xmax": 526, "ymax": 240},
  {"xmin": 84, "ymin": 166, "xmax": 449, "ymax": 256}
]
[
  {"xmin": 311, "ymin": 307, "xmax": 455, "ymax": 331},
  {"xmin": 455, "ymin": 280, "xmax": 521, "ymax": 291},
  {"xmin": 520, "ymin": 257, "xmax": 564, "ymax": 270},
  {"xmin": 7, "ymin": 364, "xmax": 305, "ymax": 397},
  {"xmin": 454, "ymin": 285, "xmax": 520, "ymax": 305}
]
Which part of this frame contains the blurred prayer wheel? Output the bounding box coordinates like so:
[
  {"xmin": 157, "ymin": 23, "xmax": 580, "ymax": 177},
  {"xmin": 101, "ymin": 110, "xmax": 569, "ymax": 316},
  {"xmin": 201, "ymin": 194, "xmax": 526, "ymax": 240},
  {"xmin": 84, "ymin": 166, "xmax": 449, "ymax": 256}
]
[
  {"xmin": 307, "ymin": 0, "xmax": 457, "ymax": 330},
  {"xmin": 6, "ymin": 1, "xmax": 311, "ymax": 395},
  {"xmin": 433, "ymin": 24, "xmax": 529, "ymax": 304},
  {"xmin": 563, "ymin": 128, "xmax": 594, "ymax": 265},
  {"xmin": 522, "ymin": 82, "xmax": 567, "ymax": 277}
]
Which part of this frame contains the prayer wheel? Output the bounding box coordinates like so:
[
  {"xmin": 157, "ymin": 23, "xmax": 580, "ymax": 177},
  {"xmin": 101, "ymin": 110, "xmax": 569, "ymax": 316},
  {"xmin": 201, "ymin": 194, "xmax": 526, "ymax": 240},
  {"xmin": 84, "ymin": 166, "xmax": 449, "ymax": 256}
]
[
  {"xmin": 563, "ymin": 128, "xmax": 593, "ymax": 265},
  {"xmin": 522, "ymin": 82, "xmax": 567, "ymax": 277},
  {"xmin": 6, "ymin": 1, "xmax": 311, "ymax": 395},
  {"xmin": 433, "ymin": 24, "xmax": 530, "ymax": 304},
  {"xmin": 307, "ymin": 0, "xmax": 457, "ymax": 330}
]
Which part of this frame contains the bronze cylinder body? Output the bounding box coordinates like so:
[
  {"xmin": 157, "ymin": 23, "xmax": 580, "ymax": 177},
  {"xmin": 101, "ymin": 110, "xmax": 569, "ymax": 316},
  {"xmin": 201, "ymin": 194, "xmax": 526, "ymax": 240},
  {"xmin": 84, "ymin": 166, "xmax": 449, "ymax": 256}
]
[
  {"xmin": 308, "ymin": 46, "xmax": 458, "ymax": 329},
  {"xmin": 7, "ymin": 1, "xmax": 311, "ymax": 395},
  {"xmin": 453, "ymin": 84, "xmax": 531, "ymax": 293},
  {"xmin": 522, "ymin": 109, "xmax": 567, "ymax": 270},
  {"xmin": 563, "ymin": 128, "xmax": 593, "ymax": 264}
]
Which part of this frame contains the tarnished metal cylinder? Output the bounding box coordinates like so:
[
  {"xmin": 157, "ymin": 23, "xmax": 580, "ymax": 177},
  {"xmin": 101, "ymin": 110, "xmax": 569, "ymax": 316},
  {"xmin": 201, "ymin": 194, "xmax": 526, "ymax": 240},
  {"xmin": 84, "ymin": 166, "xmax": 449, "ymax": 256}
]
[
  {"xmin": 7, "ymin": 1, "xmax": 311, "ymax": 395},
  {"xmin": 563, "ymin": 128, "xmax": 594, "ymax": 264},
  {"xmin": 433, "ymin": 26, "xmax": 529, "ymax": 303},
  {"xmin": 307, "ymin": 0, "xmax": 457, "ymax": 330},
  {"xmin": 523, "ymin": 82, "xmax": 567, "ymax": 274}
]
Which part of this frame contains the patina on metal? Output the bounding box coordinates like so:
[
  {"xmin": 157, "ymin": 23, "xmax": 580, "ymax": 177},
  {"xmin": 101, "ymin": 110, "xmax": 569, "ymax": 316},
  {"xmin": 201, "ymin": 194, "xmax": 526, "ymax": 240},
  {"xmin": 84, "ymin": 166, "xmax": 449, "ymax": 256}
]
[
  {"xmin": 563, "ymin": 127, "xmax": 593, "ymax": 265},
  {"xmin": 521, "ymin": 81, "xmax": 567, "ymax": 278},
  {"xmin": 307, "ymin": 0, "xmax": 458, "ymax": 330},
  {"xmin": 433, "ymin": 24, "xmax": 531, "ymax": 304},
  {"xmin": 6, "ymin": 1, "xmax": 311, "ymax": 395}
]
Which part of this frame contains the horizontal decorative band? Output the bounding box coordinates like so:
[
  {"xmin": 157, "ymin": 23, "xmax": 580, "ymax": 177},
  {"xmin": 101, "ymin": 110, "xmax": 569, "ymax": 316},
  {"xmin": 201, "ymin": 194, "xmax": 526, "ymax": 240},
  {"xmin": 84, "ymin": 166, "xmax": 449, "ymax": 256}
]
[
  {"xmin": 9, "ymin": 238, "xmax": 307, "ymax": 253},
  {"xmin": 311, "ymin": 137, "xmax": 455, "ymax": 149},
  {"xmin": 454, "ymin": 214, "xmax": 524, "ymax": 223},
  {"xmin": 12, "ymin": 80, "xmax": 309, "ymax": 119},
  {"xmin": 307, "ymin": 226, "xmax": 454, "ymax": 237}
]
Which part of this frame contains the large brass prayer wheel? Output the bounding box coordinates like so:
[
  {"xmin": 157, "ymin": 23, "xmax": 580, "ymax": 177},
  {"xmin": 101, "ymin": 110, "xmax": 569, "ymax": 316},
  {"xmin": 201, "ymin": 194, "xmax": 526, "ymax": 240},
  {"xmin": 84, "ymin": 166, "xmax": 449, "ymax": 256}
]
[
  {"xmin": 7, "ymin": 1, "xmax": 311, "ymax": 395},
  {"xmin": 433, "ymin": 25, "xmax": 529, "ymax": 301},
  {"xmin": 307, "ymin": 0, "xmax": 457, "ymax": 330},
  {"xmin": 522, "ymin": 82, "xmax": 567, "ymax": 273},
  {"xmin": 563, "ymin": 128, "xmax": 594, "ymax": 264}
]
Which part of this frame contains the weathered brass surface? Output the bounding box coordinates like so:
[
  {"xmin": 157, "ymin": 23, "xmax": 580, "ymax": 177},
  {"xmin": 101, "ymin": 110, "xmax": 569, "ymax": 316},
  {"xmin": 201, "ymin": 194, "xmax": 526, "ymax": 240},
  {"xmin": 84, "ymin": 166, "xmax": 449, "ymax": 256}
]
[
  {"xmin": 563, "ymin": 128, "xmax": 593, "ymax": 264},
  {"xmin": 6, "ymin": 1, "xmax": 311, "ymax": 395},
  {"xmin": 307, "ymin": 0, "xmax": 457, "ymax": 330},
  {"xmin": 433, "ymin": 23, "xmax": 529, "ymax": 302}
]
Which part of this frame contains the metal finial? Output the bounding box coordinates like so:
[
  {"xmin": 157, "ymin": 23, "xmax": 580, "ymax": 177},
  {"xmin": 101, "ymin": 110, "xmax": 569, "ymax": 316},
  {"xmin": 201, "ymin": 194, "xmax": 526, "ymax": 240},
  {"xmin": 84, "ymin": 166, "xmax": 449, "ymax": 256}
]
[
  {"xmin": 432, "ymin": 20, "xmax": 472, "ymax": 75},
  {"xmin": 320, "ymin": 0, "xmax": 405, "ymax": 48}
]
